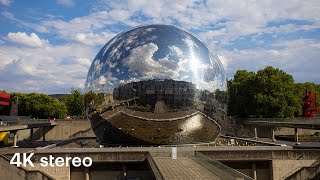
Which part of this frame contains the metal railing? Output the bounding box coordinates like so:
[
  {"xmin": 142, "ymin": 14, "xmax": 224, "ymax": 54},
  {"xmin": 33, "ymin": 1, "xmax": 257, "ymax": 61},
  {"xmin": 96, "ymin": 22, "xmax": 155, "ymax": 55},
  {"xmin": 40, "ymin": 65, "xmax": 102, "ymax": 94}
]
[
  {"xmin": 0, "ymin": 119, "xmax": 53, "ymax": 126},
  {"xmin": 240, "ymin": 117, "xmax": 320, "ymax": 125}
]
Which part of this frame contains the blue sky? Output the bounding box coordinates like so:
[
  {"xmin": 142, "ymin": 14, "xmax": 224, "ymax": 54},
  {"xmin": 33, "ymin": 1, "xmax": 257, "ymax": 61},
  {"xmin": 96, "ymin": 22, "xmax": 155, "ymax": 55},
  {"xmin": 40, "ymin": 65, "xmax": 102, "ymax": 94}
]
[{"xmin": 0, "ymin": 0, "xmax": 319, "ymax": 93}]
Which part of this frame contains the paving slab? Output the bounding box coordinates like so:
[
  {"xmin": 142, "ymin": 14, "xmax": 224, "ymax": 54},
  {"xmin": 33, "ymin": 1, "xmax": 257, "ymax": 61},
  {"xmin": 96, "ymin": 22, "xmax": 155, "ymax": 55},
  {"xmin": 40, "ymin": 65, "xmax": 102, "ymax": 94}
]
[{"xmin": 153, "ymin": 157, "xmax": 222, "ymax": 180}]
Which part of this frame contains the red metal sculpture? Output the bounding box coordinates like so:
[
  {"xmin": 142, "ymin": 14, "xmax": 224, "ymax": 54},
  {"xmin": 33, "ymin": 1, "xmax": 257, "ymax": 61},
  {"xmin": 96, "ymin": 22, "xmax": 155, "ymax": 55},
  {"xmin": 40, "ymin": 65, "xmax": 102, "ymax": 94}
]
[
  {"xmin": 302, "ymin": 89, "xmax": 320, "ymax": 118},
  {"xmin": 0, "ymin": 93, "xmax": 10, "ymax": 106}
]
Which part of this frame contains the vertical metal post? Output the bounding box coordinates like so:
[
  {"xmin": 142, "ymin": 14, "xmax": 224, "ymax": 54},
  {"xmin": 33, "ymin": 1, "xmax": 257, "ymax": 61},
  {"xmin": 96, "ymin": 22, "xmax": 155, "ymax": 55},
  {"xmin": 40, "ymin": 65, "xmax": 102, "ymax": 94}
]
[
  {"xmin": 12, "ymin": 131, "xmax": 18, "ymax": 148},
  {"xmin": 295, "ymin": 128, "xmax": 300, "ymax": 145},
  {"xmin": 85, "ymin": 167, "xmax": 90, "ymax": 180},
  {"xmin": 254, "ymin": 127, "xmax": 258, "ymax": 139},
  {"xmin": 172, "ymin": 147, "xmax": 177, "ymax": 159},
  {"xmin": 271, "ymin": 128, "xmax": 276, "ymax": 142},
  {"xmin": 252, "ymin": 161, "xmax": 257, "ymax": 180},
  {"xmin": 122, "ymin": 164, "xmax": 127, "ymax": 179}
]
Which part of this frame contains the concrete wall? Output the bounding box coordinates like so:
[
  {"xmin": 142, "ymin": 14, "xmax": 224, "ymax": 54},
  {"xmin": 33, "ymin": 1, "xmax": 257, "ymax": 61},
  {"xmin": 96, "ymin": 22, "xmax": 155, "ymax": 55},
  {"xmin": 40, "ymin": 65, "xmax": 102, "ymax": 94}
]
[
  {"xmin": 16, "ymin": 120, "xmax": 94, "ymax": 141},
  {"xmin": 221, "ymin": 119, "xmax": 274, "ymax": 138},
  {"xmin": 274, "ymin": 127, "xmax": 320, "ymax": 136},
  {"xmin": 272, "ymin": 159, "xmax": 316, "ymax": 180},
  {"xmin": 70, "ymin": 166, "xmax": 85, "ymax": 180}
]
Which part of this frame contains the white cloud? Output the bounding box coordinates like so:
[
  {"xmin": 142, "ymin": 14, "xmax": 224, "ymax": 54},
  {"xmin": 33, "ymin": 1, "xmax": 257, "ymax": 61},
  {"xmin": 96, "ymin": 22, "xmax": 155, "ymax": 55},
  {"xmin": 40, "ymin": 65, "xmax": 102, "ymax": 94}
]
[
  {"xmin": 221, "ymin": 39, "xmax": 320, "ymax": 83},
  {"xmin": 57, "ymin": 0, "xmax": 74, "ymax": 6},
  {"xmin": 217, "ymin": 55, "xmax": 228, "ymax": 70},
  {"xmin": 98, "ymin": 76, "xmax": 107, "ymax": 85},
  {"xmin": 75, "ymin": 58, "xmax": 91, "ymax": 67},
  {"xmin": 36, "ymin": 0, "xmax": 320, "ymax": 50},
  {"xmin": 2, "ymin": 12, "xmax": 48, "ymax": 33},
  {"xmin": 126, "ymin": 43, "xmax": 160, "ymax": 76},
  {"xmin": 72, "ymin": 32, "xmax": 116, "ymax": 46},
  {"xmin": 42, "ymin": 10, "xmax": 130, "ymax": 43},
  {"xmin": 124, "ymin": 43, "xmax": 186, "ymax": 79},
  {"xmin": 0, "ymin": 0, "xmax": 12, "ymax": 6},
  {"xmin": 125, "ymin": 43, "xmax": 182, "ymax": 79},
  {"xmin": 0, "ymin": 40, "xmax": 96, "ymax": 93},
  {"xmin": 169, "ymin": 45, "xmax": 183, "ymax": 56},
  {"xmin": 7, "ymin": 32, "xmax": 48, "ymax": 48},
  {"xmin": 102, "ymin": 0, "xmax": 320, "ymax": 46},
  {"xmin": 121, "ymin": 42, "xmax": 226, "ymax": 91}
]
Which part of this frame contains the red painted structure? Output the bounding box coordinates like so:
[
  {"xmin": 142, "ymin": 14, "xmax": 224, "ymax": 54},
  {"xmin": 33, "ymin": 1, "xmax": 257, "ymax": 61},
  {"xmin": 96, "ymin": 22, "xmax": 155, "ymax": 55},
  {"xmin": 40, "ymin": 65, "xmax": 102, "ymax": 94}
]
[
  {"xmin": 302, "ymin": 89, "xmax": 320, "ymax": 118},
  {"xmin": 0, "ymin": 93, "xmax": 10, "ymax": 106}
]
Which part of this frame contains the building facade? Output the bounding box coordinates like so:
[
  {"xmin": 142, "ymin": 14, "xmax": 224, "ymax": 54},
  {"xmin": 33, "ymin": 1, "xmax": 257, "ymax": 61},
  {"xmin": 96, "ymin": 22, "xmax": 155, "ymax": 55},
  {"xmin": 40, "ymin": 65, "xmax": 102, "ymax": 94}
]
[{"xmin": 113, "ymin": 79, "xmax": 196, "ymax": 108}]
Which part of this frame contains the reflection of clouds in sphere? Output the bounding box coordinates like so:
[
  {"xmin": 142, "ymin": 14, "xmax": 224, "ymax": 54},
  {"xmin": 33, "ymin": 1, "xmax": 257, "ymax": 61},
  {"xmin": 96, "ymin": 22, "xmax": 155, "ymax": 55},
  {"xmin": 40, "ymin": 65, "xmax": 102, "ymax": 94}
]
[
  {"xmin": 85, "ymin": 24, "xmax": 226, "ymax": 145},
  {"xmin": 85, "ymin": 24, "xmax": 226, "ymax": 93}
]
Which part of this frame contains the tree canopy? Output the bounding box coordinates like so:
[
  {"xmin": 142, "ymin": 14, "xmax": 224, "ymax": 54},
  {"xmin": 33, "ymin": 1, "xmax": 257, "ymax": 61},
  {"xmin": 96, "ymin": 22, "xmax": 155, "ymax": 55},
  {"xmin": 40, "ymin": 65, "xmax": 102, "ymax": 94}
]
[
  {"xmin": 59, "ymin": 89, "xmax": 85, "ymax": 117},
  {"xmin": 228, "ymin": 66, "xmax": 318, "ymax": 118},
  {"xmin": 0, "ymin": 92, "xmax": 67, "ymax": 119},
  {"xmin": 0, "ymin": 89, "xmax": 86, "ymax": 119}
]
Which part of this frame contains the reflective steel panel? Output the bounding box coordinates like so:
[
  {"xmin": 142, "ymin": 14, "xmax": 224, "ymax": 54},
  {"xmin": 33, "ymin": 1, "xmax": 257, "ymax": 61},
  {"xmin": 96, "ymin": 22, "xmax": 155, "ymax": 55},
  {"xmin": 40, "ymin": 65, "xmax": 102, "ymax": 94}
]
[{"xmin": 85, "ymin": 24, "xmax": 227, "ymax": 145}]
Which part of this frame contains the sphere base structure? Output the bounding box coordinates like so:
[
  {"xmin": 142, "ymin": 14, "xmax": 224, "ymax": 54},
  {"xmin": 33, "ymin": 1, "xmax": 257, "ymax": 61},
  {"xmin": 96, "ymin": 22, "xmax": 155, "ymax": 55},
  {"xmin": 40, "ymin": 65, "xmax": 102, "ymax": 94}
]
[{"xmin": 90, "ymin": 107, "xmax": 220, "ymax": 145}]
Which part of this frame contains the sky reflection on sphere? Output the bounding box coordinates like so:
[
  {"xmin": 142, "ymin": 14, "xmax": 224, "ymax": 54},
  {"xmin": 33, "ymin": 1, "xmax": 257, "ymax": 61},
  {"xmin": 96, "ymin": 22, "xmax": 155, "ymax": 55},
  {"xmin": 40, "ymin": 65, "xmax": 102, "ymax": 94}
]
[{"xmin": 85, "ymin": 24, "xmax": 226, "ymax": 93}]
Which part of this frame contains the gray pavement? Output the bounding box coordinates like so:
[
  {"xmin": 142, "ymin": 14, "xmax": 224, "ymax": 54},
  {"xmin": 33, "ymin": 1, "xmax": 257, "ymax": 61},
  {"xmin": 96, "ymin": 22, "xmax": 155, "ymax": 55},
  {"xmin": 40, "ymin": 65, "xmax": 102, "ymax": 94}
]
[{"xmin": 153, "ymin": 157, "xmax": 222, "ymax": 180}]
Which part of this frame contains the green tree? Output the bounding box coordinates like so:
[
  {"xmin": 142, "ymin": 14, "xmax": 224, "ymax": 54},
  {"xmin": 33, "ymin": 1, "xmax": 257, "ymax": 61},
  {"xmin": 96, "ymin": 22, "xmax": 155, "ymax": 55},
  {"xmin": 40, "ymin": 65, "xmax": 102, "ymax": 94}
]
[
  {"xmin": 60, "ymin": 89, "xmax": 85, "ymax": 116},
  {"xmin": 254, "ymin": 66, "xmax": 300, "ymax": 118},
  {"xmin": 228, "ymin": 70, "xmax": 256, "ymax": 117},
  {"xmin": 24, "ymin": 93, "xmax": 67, "ymax": 119},
  {"xmin": 0, "ymin": 92, "xmax": 67, "ymax": 119},
  {"xmin": 228, "ymin": 66, "xmax": 301, "ymax": 118}
]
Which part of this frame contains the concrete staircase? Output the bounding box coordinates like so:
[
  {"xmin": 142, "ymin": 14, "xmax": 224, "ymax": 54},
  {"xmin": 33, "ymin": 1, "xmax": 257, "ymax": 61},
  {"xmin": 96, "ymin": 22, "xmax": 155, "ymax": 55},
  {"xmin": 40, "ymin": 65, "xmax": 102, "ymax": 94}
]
[
  {"xmin": 285, "ymin": 158, "xmax": 320, "ymax": 180},
  {"xmin": 0, "ymin": 154, "xmax": 55, "ymax": 180}
]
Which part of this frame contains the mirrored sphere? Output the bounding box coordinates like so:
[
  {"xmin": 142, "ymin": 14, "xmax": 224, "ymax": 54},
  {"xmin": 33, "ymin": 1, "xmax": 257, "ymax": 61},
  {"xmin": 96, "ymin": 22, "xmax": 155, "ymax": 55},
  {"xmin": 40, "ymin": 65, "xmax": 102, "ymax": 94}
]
[{"xmin": 85, "ymin": 24, "xmax": 227, "ymax": 145}]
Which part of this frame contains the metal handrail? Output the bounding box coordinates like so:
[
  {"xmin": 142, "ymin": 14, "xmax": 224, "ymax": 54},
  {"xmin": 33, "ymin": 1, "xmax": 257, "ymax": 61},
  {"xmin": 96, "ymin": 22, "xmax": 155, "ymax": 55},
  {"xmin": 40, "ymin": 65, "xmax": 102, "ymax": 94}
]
[{"xmin": 194, "ymin": 152, "xmax": 253, "ymax": 180}]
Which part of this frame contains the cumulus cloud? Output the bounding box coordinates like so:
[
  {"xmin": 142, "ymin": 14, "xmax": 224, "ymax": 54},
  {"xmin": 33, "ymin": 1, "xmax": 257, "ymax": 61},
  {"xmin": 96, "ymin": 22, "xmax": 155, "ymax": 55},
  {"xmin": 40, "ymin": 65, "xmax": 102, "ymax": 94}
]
[
  {"xmin": 42, "ymin": 10, "xmax": 130, "ymax": 42},
  {"xmin": 0, "ymin": 58, "xmax": 34, "ymax": 80},
  {"xmin": 0, "ymin": 0, "xmax": 12, "ymax": 6},
  {"xmin": 25, "ymin": 0, "xmax": 320, "ymax": 49},
  {"xmin": 7, "ymin": 32, "xmax": 49, "ymax": 48},
  {"xmin": 72, "ymin": 32, "xmax": 116, "ymax": 46},
  {"xmin": 1, "ymin": 11, "xmax": 48, "ymax": 33},
  {"xmin": 169, "ymin": 45, "xmax": 183, "ymax": 56},
  {"xmin": 121, "ymin": 42, "xmax": 225, "ymax": 91},
  {"xmin": 221, "ymin": 39, "xmax": 320, "ymax": 83},
  {"xmin": 75, "ymin": 58, "xmax": 91, "ymax": 67},
  {"xmin": 98, "ymin": 76, "xmax": 107, "ymax": 85},
  {"xmin": 125, "ymin": 43, "xmax": 161, "ymax": 76},
  {"xmin": 125, "ymin": 43, "xmax": 180, "ymax": 78},
  {"xmin": 217, "ymin": 55, "xmax": 228, "ymax": 70},
  {"xmin": 57, "ymin": 0, "xmax": 74, "ymax": 6},
  {"xmin": 0, "ymin": 40, "xmax": 96, "ymax": 93}
]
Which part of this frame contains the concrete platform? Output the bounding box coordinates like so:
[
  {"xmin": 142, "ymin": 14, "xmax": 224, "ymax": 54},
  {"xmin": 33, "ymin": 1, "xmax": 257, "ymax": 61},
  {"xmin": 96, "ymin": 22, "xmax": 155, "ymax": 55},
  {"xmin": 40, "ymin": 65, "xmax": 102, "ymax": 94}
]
[
  {"xmin": 153, "ymin": 157, "xmax": 221, "ymax": 180},
  {"xmin": 1, "ymin": 146, "xmax": 320, "ymax": 180}
]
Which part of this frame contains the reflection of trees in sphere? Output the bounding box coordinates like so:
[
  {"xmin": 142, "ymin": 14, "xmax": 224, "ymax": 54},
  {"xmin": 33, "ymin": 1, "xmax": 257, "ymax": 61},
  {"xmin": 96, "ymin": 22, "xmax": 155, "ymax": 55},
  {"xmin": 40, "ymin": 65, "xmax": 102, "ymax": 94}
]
[{"xmin": 85, "ymin": 24, "xmax": 227, "ymax": 145}]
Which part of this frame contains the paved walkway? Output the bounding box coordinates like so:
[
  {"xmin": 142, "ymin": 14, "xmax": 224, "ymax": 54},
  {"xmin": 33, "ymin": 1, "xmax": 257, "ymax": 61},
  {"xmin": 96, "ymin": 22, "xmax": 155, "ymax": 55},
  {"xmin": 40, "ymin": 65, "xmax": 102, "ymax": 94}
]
[{"xmin": 153, "ymin": 157, "xmax": 222, "ymax": 180}]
